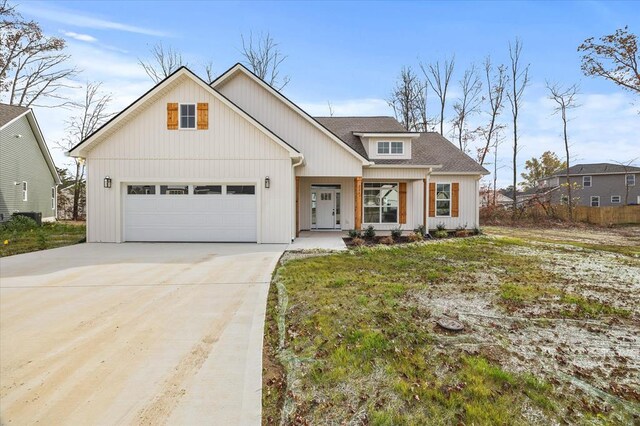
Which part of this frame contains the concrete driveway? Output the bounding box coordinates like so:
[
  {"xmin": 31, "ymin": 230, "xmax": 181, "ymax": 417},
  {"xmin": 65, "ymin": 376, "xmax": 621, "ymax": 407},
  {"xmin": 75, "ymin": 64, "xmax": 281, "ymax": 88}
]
[{"xmin": 0, "ymin": 242, "xmax": 286, "ymax": 425}]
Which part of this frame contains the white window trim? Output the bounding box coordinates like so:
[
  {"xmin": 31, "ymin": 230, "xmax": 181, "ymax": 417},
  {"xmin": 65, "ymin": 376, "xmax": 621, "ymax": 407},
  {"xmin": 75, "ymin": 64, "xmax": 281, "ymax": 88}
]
[
  {"xmin": 590, "ymin": 195, "xmax": 600, "ymax": 207},
  {"xmin": 611, "ymin": 195, "xmax": 621, "ymax": 204},
  {"xmin": 22, "ymin": 181, "xmax": 27, "ymax": 201},
  {"xmin": 435, "ymin": 183, "xmax": 452, "ymax": 217},
  {"xmin": 376, "ymin": 141, "xmax": 404, "ymax": 155},
  {"xmin": 626, "ymin": 174, "xmax": 636, "ymax": 186},
  {"xmin": 178, "ymin": 103, "xmax": 197, "ymax": 130},
  {"xmin": 583, "ymin": 176, "xmax": 592, "ymax": 187},
  {"xmin": 362, "ymin": 182, "xmax": 399, "ymax": 224}
]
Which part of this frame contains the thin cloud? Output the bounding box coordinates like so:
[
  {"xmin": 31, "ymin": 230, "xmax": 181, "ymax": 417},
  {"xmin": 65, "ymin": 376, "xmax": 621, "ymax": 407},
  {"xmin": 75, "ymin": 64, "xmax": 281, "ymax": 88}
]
[
  {"xmin": 61, "ymin": 31, "xmax": 97, "ymax": 43},
  {"xmin": 299, "ymin": 98, "xmax": 391, "ymax": 117},
  {"xmin": 21, "ymin": 3, "xmax": 169, "ymax": 37}
]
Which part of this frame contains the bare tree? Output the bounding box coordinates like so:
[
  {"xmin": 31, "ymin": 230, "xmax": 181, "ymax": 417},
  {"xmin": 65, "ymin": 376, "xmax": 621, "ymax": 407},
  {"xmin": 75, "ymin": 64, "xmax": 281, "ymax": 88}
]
[
  {"xmin": 547, "ymin": 82, "xmax": 579, "ymax": 220},
  {"xmin": 578, "ymin": 26, "xmax": 639, "ymax": 95},
  {"xmin": 611, "ymin": 158, "xmax": 639, "ymax": 205},
  {"xmin": 138, "ymin": 42, "xmax": 185, "ymax": 83},
  {"xmin": 506, "ymin": 39, "xmax": 530, "ymax": 214},
  {"xmin": 327, "ymin": 101, "xmax": 334, "ymax": 117},
  {"xmin": 0, "ymin": 0, "xmax": 77, "ymax": 107},
  {"xmin": 57, "ymin": 82, "xmax": 114, "ymax": 220},
  {"xmin": 451, "ymin": 64, "xmax": 482, "ymax": 152},
  {"xmin": 203, "ymin": 60, "xmax": 215, "ymax": 84},
  {"xmin": 478, "ymin": 57, "xmax": 508, "ymax": 165},
  {"xmin": 388, "ymin": 66, "xmax": 427, "ymax": 131},
  {"xmin": 240, "ymin": 32, "xmax": 290, "ymax": 90},
  {"xmin": 421, "ymin": 56, "xmax": 455, "ymax": 135}
]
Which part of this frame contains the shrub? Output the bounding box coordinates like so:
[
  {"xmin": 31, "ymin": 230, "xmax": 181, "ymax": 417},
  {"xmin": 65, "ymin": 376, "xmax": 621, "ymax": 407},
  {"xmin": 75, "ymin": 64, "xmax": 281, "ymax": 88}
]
[
  {"xmin": 390, "ymin": 226, "xmax": 402, "ymax": 240},
  {"xmin": 436, "ymin": 222, "xmax": 446, "ymax": 231},
  {"xmin": 455, "ymin": 224, "xmax": 469, "ymax": 237},
  {"xmin": 36, "ymin": 230, "xmax": 48, "ymax": 250},
  {"xmin": 413, "ymin": 224, "xmax": 427, "ymax": 237},
  {"xmin": 348, "ymin": 229, "xmax": 362, "ymax": 238},
  {"xmin": 1, "ymin": 215, "xmax": 38, "ymax": 232},
  {"xmin": 408, "ymin": 232, "xmax": 423, "ymax": 242},
  {"xmin": 364, "ymin": 225, "xmax": 376, "ymax": 239},
  {"xmin": 380, "ymin": 235, "xmax": 394, "ymax": 245},
  {"xmin": 434, "ymin": 229, "xmax": 448, "ymax": 239},
  {"xmin": 351, "ymin": 237, "xmax": 365, "ymax": 246}
]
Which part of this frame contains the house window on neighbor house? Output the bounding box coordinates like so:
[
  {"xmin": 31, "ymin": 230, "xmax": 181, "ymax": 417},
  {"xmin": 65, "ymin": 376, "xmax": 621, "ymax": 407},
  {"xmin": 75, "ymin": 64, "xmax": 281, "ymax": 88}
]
[
  {"xmin": 179, "ymin": 104, "xmax": 196, "ymax": 129},
  {"xmin": 51, "ymin": 187, "xmax": 56, "ymax": 210},
  {"xmin": 626, "ymin": 174, "xmax": 636, "ymax": 186},
  {"xmin": 583, "ymin": 176, "xmax": 592, "ymax": 187},
  {"xmin": 363, "ymin": 182, "xmax": 398, "ymax": 223},
  {"xmin": 436, "ymin": 183, "xmax": 451, "ymax": 216},
  {"xmin": 590, "ymin": 196, "xmax": 600, "ymax": 207},
  {"xmin": 22, "ymin": 181, "xmax": 27, "ymax": 201},
  {"xmin": 611, "ymin": 195, "xmax": 621, "ymax": 204}
]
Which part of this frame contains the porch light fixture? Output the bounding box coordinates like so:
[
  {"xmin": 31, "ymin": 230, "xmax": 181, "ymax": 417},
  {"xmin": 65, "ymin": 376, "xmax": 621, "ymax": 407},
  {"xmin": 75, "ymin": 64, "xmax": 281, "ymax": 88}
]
[
  {"xmin": 265, "ymin": 176, "xmax": 270, "ymax": 189},
  {"xmin": 104, "ymin": 176, "xmax": 112, "ymax": 189}
]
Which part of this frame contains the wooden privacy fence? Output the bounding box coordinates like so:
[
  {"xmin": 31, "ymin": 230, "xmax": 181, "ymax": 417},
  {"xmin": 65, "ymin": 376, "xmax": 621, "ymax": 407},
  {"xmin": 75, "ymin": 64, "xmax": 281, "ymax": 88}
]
[{"xmin": 552, "ymin": 205, "xmax": 640, "ymax": 225}]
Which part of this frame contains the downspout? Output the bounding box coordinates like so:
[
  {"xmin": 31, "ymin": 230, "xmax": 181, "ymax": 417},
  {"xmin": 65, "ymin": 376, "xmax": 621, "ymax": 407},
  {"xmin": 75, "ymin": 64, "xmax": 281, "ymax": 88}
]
[{"xmin": 291, "ymin": 155, "xmax": 305, "ymax": 242}]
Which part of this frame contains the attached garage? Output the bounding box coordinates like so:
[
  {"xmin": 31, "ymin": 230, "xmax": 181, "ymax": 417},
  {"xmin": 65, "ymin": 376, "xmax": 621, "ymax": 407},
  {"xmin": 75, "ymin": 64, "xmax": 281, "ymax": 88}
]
[{"xmin": 123, "ymin": 183, "xmax": 257, "ymax": 242}]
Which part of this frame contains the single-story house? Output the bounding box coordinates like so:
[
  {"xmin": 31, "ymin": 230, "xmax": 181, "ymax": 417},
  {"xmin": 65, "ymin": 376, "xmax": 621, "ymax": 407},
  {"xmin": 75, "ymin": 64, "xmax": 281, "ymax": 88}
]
[
  {"xmin": 0, "ymin": 103, "xmax": 61, "ymax": 223},
  {"xmin": 69, "ymin": 64, "xmax": 488, "ymax": 243}
]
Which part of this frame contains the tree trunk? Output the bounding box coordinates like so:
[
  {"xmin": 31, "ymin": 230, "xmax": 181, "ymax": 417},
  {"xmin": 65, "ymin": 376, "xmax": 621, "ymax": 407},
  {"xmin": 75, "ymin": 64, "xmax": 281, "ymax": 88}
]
[
  {"xmin": 512, "ymin": 113, "xmax": 518, "ymax": 216},
  {"xmin": 563, "ymin": 110, "xmax": 572, "ymax": 221}
]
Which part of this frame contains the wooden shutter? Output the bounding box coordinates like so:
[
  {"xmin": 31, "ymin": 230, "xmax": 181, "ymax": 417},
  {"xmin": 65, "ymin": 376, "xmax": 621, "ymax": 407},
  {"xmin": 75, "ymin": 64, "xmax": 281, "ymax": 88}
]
[
  {"xmin": 167, "ymin": 103, "xmax": 178, "ymax": 130},
  {"xmin": 452, "ymin": 182, "xmax": 460, "ymax": 217},
  {"xmin": 429, "ymin": 182, "xmax": 436, "ymax": 217},
  {"xmin": 399, "ymin": 182, "xmax": 407, "ymax": 224},
  {"xmin": 197, "ymin": 103, "xmax": 209, "ymax": 130}
]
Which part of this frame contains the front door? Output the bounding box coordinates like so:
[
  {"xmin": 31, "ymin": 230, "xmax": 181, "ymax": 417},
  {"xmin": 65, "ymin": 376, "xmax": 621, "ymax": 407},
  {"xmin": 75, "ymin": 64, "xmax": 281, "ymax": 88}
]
[{"xmin": 316, "ymin": 190, "xmax": 335, "ymax": 229}]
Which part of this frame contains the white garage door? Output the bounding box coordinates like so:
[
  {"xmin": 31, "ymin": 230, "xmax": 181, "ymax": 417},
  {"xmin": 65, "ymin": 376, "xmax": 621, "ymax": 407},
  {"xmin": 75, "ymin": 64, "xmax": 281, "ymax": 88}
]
[{"xmin": 124, "ymin": 184, "xmax": 257, "ymax": 242}]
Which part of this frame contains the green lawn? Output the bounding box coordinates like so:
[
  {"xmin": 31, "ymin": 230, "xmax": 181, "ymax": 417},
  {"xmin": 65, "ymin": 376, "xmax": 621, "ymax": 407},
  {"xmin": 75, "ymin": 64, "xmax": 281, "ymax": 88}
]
[
  {"xmin": 0, "ymin": 221, "xmax": 86, "ymax": 257},
  {"xmin": 263, "ymin": 231, "xmax": 639, "ymax": 425}
]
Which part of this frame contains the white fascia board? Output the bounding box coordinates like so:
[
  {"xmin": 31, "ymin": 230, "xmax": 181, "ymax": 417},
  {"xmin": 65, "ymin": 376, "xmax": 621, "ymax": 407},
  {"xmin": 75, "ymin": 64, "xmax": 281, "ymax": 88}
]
[
  {"xmin": 431, "ymin": 171, "xmax": 487, "ymax": 177},
  {"xmin": 353, "ymin": 132, "xmax": 421, "ymax": 139}
]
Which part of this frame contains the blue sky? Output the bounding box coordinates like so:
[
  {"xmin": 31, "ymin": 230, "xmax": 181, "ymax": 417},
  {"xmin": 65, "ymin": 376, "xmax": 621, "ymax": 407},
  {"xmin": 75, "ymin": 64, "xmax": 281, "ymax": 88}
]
[{"xmin": 18, "ymin": 0, "xmax": 640, "ymax": 187}]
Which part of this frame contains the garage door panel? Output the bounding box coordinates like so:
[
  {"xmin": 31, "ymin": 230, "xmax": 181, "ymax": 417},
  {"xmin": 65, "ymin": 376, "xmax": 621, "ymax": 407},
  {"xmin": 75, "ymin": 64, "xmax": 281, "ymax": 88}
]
[{"xmin": 124, "ymin": 186, "xmax": 257, "ymax": 242}]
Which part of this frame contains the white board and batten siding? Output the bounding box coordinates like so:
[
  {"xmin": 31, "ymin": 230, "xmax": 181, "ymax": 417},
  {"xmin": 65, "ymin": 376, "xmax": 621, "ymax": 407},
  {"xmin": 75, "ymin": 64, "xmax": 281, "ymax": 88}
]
[
  {"xmin": 216, "ymin": 72, "xmax": 364, "ymax": 177},
  {"xmin": 85, "ymin": 77, "xmax": 293, "ymax": 243},
  {"xmin": 429, "ymin": 174, "xmax": 480, "ymax": 230}
]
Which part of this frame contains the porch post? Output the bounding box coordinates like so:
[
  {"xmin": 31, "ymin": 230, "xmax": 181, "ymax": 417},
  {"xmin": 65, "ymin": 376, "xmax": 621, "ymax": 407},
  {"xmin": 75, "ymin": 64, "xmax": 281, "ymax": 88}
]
[
  {"xmin": 295, "ymin": 176, "xmax": 300, "ymax": 237},
  {"xmin": 354, "ymin": 176, "xmax": 362, "ymax": 230}
]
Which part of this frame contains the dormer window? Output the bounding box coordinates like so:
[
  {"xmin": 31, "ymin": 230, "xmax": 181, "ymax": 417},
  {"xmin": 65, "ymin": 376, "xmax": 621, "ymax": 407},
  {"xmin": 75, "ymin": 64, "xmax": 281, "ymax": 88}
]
[
  {"xmin": 179, "ymin": 104, "xmax": 196, "ymax": 129},
  {"xmin": 377, "ymin": 141, "xmax": 403, "ymax": 155}
]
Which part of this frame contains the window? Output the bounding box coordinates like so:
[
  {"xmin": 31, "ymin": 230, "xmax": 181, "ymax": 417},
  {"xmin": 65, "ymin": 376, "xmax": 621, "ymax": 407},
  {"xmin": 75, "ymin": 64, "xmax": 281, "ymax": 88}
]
[
  {"xmin": 160, "ymin": 185, "xmax": 188, "ymax": 195},
  {"xmin": 611, "ymin": 195, "xmax": 621, "ymax": 204},
  {"xmin": 127, "ymin": 185, "xmax": 156, "ymax": 195},
  {"xmin": 227, "ymin": 185, "xmax": 255, "ymax": 195},
  {"xmin": 377, "ymin": 141, "xmax": 390, "ymax": 154},
  {"xmin": 583, "ymin": 176, "xmax": 592, "ymax": 187},
  {"xmin": 590, "ymin": 196, "xmax": 600, "ymax": 207},
  {"xmin": 335, "ymin": 192, "xmax": 341, "ymax": 225},
  {"xmin": 194, "ymin": 185, "xmax": 222, "ymax": 195},
  {"xmin": 626, "ymin": 174, "xmax": 636, "ymax": 186},
  {"xmin": 22, "ymin": 181, "xmax": 27, "ymax": 201},
  {"xmin": 51, "ymin": 187, "xmax": 56, "ymax": 210},
  {"xmin": 311, "ymin": 192, "xmax": 317, "ymax": 225},
  {"xmin": 179, "ymin": 104, "xmax": 196, "ymax": 129},
  {"xmin": 377, "ymin": 141, "xmax": 403, "ymax": 155},
  {"xmin": 436, "ymin": 183, "xmax": 451, "ymax": 216},
  {"xmin": 363, "ymin": 182, "xmax": 398, "ymax": 223}
]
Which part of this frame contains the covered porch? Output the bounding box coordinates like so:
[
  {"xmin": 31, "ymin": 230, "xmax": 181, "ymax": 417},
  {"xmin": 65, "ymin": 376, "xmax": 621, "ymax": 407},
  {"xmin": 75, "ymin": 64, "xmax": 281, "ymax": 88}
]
[{"xmin": 294, "ymin": 172, "xmax": 430, "ymax": 236}]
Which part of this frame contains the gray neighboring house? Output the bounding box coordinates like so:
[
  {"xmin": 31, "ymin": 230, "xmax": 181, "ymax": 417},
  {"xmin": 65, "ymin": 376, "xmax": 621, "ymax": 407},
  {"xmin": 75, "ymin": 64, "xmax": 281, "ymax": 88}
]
[
  {"xmin": 0, "ymin": 103, "xmax": 61, "ymax": 222},
  {"xmin": 537, "ymin": 163, "xmax": 640, "ymax": 207}
]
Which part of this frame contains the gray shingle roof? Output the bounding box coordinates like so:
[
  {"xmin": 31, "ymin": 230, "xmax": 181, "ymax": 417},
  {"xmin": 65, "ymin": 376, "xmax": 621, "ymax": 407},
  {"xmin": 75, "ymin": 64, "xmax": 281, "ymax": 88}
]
[
  {"xmin": 0, "ymin": 103, "xmax": 29, "ymax": 128},
  {"xmin": 549, "ymin": 163, "xmax": 640, "ymax": 176},
  {"xmin": 315, "ymin": 116, "xmax": 488, "ymax": 174}
]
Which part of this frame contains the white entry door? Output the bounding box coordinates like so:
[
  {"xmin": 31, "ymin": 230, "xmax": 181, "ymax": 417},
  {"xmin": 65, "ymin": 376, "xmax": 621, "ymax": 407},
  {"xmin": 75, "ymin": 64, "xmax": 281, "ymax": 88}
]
[
  {"xmin": 124, "ymin": 184, "xmax": 257, "ymax": 242},
  {"xmin": 316, "ymin": 190, "xmax": 335, "ymax": 229}
]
